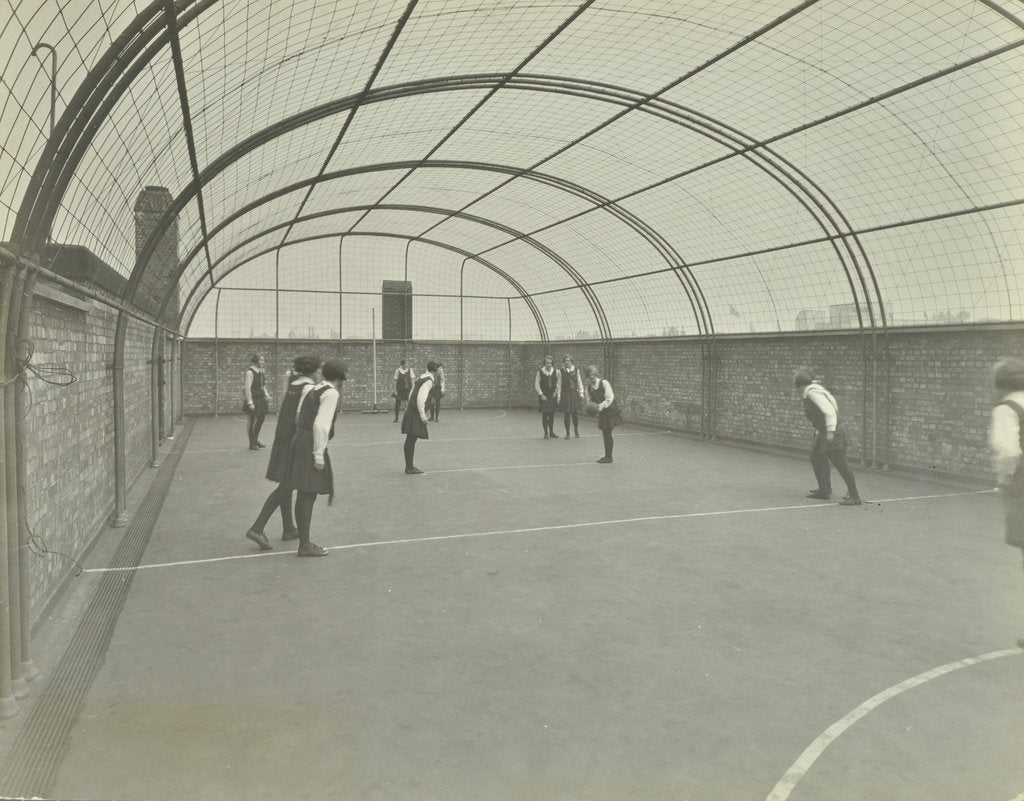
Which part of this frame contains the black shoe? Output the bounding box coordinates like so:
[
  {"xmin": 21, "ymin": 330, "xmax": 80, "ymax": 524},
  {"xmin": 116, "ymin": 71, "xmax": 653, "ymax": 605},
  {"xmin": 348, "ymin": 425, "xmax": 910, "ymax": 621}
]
[
  {"xmin": 393, "ymin": 418, "xmax": 398, "ymax": 423},
  {"xmin": 597, "ymin": 456, "xmax": 613, "ymax": 464},
  {"xmin": 245, "ymin": 529, "xmax": 273, "ymax": 551},
  {"xmin": 255, "ymin": 442, "xmax": 266, "ymax": 449},
  {"xmin": 805, "ymin": 491, "xmax": 831, "ymax": 500},
  {"xmin": 838, "ymin": 497, "xmax": 862, "ymax": 506},
  {"xmin": 282, "ymin": 529, "xmax": 299, "ymax": 541},
  {"xmin": 543, "ymin": 434, "xmax": 549, "ymax": 439},
  {"xmin": 297, "ymin": 543, "xmax": 328, "ymax": 557},
  {"xmin": 248, "ymin": 445, "xmax": 260, "ymax": 451},
  {"xmin": 405, "ymin": 466, "xmax": 423, "ymax": 474},
  {"xmin": 564, "ymin": 434, "xmax": 571, "ymax": 439},
  {"xmin": 574, "ymin": 431, "xmax": 580, "ymax": 438}
]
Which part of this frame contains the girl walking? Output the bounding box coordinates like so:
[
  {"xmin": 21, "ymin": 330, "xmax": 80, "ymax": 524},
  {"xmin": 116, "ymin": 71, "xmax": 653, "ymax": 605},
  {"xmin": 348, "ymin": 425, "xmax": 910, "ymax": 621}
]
[
  {"xmin": 282, "ymin": 358, "xmax": 347, "ymax": 556},
  {"xmin": 244, "ymin": 355, "xmax": 320, "ymax": 550}
]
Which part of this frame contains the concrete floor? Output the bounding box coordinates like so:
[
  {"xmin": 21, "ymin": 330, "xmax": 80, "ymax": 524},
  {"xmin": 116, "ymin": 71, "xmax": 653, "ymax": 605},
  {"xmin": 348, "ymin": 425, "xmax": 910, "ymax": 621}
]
[{"xmin": 5, "ymin": 410, "xmax": 1024, "ymax": 801}]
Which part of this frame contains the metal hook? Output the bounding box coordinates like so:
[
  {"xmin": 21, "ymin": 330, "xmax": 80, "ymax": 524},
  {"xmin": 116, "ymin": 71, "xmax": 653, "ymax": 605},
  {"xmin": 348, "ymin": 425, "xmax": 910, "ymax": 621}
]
[{"xmin": 30, "ymin": 42, "xmax": 57, "ymax": 136}]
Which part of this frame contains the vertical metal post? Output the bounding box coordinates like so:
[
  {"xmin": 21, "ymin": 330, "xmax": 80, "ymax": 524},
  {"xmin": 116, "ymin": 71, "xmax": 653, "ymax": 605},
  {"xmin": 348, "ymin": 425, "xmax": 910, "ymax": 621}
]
[
  {"xmin": 168, "ymin": 336, "xmax": 177, "ymax": 432},
  {"xmin": 507, "ymin": 298, "xmax": 512, "ymax": 411},
  {"xmin": 342, "ymin": 238, "xmax": 350, "ymax": 358},
  {"xmin": 871, "ymin": 329, "xmax": 879, "ymax": 469},
  {"xmin": 4, "ymin": 266, "xmax": 27, "ymax": 700},
  {"xmin": 111, "ymin": 313, "xmax": 129, "ymax": 527},
  {"xmin": 15, "ymin": 268, "xmax": 38, "ymax": 682},
  {"xmin": 0, "ymin": 264, "xmax": 17, "ymax": 719},
  {"xmin": 861, "ymin": 329, "xmax": 870, "ymax": 467},
  {"xmin": 213, "ymin": 289, "xmax": 221, "ymax": 417},
  {"xmin": 459, "ymin": 259, "xmax": 465, "ymax": 410},
  {"xmin": 371, "ymin": 307, "xmax": 378, "ymax": 411},
  {"xmin": 150, "ymin": 327, "xmax": 161, "ymax": 468}
]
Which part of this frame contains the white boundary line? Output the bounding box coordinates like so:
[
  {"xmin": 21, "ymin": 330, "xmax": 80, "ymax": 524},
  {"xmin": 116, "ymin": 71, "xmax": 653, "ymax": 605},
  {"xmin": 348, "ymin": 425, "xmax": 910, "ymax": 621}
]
[
  {"xmin": 181, "ymin": 429, "xmax": 671, "ymax": 454},
  {"xmin": 426, "ymin": 461, "xmax": 596, "ymax": 474},
  {"xmin": 82, "ymin": 489, "xmax": 993, "ymax": 574},
  {"xmin": 765, "ymin": 647, "xmax": 1024, "ymax": 801}
]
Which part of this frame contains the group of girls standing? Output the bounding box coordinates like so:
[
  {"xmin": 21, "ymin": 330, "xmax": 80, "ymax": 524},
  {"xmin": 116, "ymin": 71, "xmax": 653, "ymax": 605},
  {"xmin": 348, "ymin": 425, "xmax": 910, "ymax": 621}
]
[
  {"xmin": 244, "ymin": 354, "xmax": 347, "ymax": 557},
  {"xmin": 536, "ymin": 354, "xmax": 621, "ymax": 463}
]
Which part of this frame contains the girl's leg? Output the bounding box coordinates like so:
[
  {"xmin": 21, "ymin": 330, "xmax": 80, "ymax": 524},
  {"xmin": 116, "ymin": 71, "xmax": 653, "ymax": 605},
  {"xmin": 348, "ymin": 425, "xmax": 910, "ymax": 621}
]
[
  {"xmin": 563, "ymin": 412, "xmax": 571, "ymax": 438},
  {"xmin": 598, "ymin": 428, "xmax": 613, "ymax": 463},
  {"xmin": 295, "ymin": 490, "xmax": 326, "ymax": 555},
  {"xmin": 246, "ymin": 411, "xmax": 258, "ymax": 448},
  {"xmin": 542, "ymin": 412, "xmax": 550, "ymax": 437},
  {"xmin": 404, "ymin": 434, "xmax": 422, "ymax": 473},
  {"xmin": 252, "ymin": 411, "xmax": 267, "ymax": 446},
  {"xmin": 394, "ymin": 396, "xmax": 401, "ymax": 421},
  {"xmin": 279, "ymin": 488, "xmax": 297, "ymax": 538},
  {"xmin": 572, "ymin": 412, "xmax": 580, "ymax": 437},
  {"xmin": 246, "ymin": 485, "xmax": 287, "ymax": 549}
]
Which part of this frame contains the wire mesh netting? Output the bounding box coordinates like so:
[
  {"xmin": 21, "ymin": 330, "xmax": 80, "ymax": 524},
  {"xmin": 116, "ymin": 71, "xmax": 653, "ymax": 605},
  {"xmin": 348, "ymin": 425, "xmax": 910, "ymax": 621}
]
[{"xmin": 1, "ymin": 0, "xmax": 1021, "ymax": 339}]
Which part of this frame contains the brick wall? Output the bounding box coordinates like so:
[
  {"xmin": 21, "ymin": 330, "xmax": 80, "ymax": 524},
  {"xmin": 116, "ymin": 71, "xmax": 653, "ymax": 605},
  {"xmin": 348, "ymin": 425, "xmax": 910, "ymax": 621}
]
[
  {"xmin": 23, "ymin": 293, "xmax": 157, "ymax": 622},
  {"xmin": 183, "ymin": 340, "xmax": 524, "ymax": 414},
  {"xmin": 182, "ymin": 327, "xmax": 1022, "ymax": 479}
]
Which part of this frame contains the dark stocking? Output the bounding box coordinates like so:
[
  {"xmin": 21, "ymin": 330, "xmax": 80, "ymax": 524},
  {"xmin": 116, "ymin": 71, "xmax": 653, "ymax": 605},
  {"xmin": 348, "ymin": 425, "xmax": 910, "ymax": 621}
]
[
  {"xmin": 404, "ymin": 434, "xmax": 417, "ymax": 470},
  {"xmin": 295, "ymin": 491, "xmax": 318, "ymax": 547}
]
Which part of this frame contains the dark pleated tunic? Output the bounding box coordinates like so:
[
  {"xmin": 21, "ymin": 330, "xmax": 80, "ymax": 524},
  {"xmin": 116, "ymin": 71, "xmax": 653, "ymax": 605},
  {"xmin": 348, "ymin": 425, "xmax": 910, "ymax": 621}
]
[
  {"xmin": 395, "ymin": 368, "xmax": 412, "ymax": 401},
  {"xmin": 401, "ymin": 375, "xmax": 433, "ymax": 439},
  {"xmin": 537, "ymin": 369, "xmax": 559, "ymax": 413},
  {"xmin": 559, "ymin": 367, "xmax": 583, "ymax": 414},
  {"xmin": 587, "ymin": 379, "xmax": 622, "ymax": 431},
  {"xmin": 245, "ymin": 367, "xmax": 269, "ymax": 416},
  {"xmin": 281, "ymin": 384, "xmax": 338, "ymax": 497},
  {"xmin": 265, "ymin": 381, "xmax": 309, "ymax": 483}
]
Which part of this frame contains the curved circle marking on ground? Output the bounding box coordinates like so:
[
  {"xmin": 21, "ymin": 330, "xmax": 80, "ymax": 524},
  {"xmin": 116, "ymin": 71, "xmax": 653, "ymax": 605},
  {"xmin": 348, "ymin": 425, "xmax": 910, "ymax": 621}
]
[{"xmin": 765, "ymin": 648, "xmax": 1024, "ymax": 801}]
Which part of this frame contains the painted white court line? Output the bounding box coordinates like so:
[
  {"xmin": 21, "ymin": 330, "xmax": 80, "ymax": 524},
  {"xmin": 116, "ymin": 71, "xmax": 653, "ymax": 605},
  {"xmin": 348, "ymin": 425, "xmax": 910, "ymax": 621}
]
[
  {"xmin": 83, "ymin": 489, "xmax": 994, "ymax": 574},
  {"xmin": 426, "ymin": 461, "xmax": 595, "ymax": 474},
  {"xmin": 181, "ymin": 429, "xmax": 672, "ymax": 454},
  {"xmin": 765, "ymin": 647, "xmax": 1024, "ymax": 801}
]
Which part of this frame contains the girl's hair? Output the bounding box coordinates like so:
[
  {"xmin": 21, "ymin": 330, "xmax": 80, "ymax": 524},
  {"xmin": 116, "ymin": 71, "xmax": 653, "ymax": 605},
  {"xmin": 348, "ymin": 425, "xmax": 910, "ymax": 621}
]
[
  {"xmin": 426, "ymin": 360, "xmax": 440, "ymax": 372},
  {"xmin": 250, "ymin": 353, "xmax": 264, "ymax": 365},
  {"xmin": 543, "ymin": 354, "xmax": 553, "ymax": 364},
  {"xmin": 563, "ymin": 354, "xmax": 572, "ymax": 362},
  {"xmin": 321, "ymin": 359, "xmax": 347, "ymax": 382},
  {"xmin": 585, "ymin": 364, "xmax": 599, "ymax": 378},
  {"xmin": 993, "ymin": 357, "xmax": 1024, "ymax": 391},
  {"xmin": 291, "ymin": 355, "xmax": 321, "ymax": 376}
]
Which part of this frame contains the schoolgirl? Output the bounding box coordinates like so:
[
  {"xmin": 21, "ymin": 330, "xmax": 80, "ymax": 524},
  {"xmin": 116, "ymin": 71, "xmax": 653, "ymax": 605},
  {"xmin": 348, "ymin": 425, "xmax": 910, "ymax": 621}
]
[
  {"xmin": 242, "ymin": 354, "xmax": 271, "ymax": 450},
  {"xmin": 244, "ymin": 354, "xmax": 320, "ymax": 551},
  {"xmin": 559, "ymin": 355, "xmax": 585, "ymax": 439},
  {"xmin": 280, "ymin": 358, "xmax": 347, "ymax": 556},
  {"xmin": 989, "ymin": 356, "xmax": 1024, "ymax": 648},
  {"xmin": 585, "ymin": 365, "xmax": 622, "ymax": 464},
  {"xmin": 535, "ymin": 355, "xmax": 561, "ymax": 439},
  {"xmin": 401, "ymin": 360, "xmax": 439, "ymax": 474},
  {"xmin": 393, "ymin": 359, "xmax": 414, "ymax": 422}
]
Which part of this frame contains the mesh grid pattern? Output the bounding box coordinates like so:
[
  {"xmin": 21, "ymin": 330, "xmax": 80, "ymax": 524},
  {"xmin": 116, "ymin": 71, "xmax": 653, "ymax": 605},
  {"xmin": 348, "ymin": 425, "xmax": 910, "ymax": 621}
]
[{"xmin": 2, "ymin": 0, "xmax": 1021, "ymax": 339}]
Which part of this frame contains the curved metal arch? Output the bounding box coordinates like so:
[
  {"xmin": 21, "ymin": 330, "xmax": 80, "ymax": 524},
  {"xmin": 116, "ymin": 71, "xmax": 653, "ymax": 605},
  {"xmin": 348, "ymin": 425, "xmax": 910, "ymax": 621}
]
[
  {"xmin": 167, "ymin": 161, "xmax": 706, "ymax": 335},
  {"xmin": 180, "ymin": 232, "xmax": 549, "ymax": 342},
  {"xmin": 172, "ymin": 199, "xmax": 607, "ymax": 338},
  {"xmin": 162, "ymin": 194, "xmax": 612, "ymax": 341},
  {"xmin": 123, "ymin": 72, "xmax": 884, "ymax": 332}
]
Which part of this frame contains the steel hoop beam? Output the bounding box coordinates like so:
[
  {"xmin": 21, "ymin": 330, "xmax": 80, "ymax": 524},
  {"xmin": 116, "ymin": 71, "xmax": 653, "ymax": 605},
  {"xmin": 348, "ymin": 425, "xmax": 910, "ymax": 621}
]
[
  {"xmin": 169, "ymin": 199, "xmax": 594, "ymax": 335},
  {"xmin": 166, "ymin": 161, "xmax": 705, "ymax": 337},
  {"xmin": 179, "ymin": 232, "xmax": 548, "ymax": 342}
]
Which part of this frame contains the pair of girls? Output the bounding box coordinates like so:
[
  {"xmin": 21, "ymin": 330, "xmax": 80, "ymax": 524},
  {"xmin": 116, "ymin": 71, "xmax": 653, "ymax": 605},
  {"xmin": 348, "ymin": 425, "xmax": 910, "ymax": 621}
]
[
  {"xmin": 536, "ymin": 356, "xmax": 620, "ymax": 462},
  {"xmin": 245, "ymin": 355, "xmax": 346, "ymax": 557}
]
